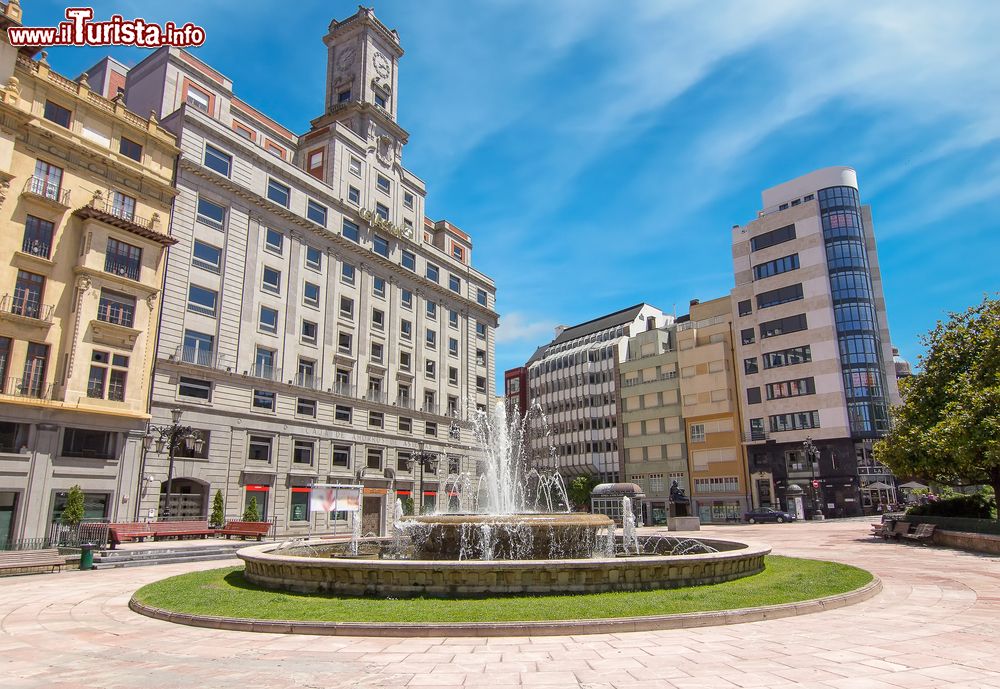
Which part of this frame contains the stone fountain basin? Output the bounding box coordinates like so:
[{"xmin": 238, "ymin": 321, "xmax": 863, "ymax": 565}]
[{"xmin": 238, "ymin": 538, "xmax": 771, "ymax": 598}]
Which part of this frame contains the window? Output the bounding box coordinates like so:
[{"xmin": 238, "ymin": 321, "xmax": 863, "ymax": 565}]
[
  {"xmin": 339, "ymin": 296, "xmax": 354, "ymax": 319},
  {"xmin": 306, "ymin": 149, "xmax": 324, "ymax": 178},
  {"xmin": 97, "ymin": 290, "xmax": 135, "ymax": 327},
  {"xmin": 426, "ymin": 301, "xmax": 437, "ymax": 320},
  {"xmin": 764, "ymin": 345, "xmax": 812, "ymax": 369},
  {"xmin": 293, "ymin": 440, "xmax": 314, "ymax": 465},
  {"xmin": 401, "ymin": 289, "xmax": 413, "ymax": 309},
  {"xmin": 290, "ymin": 489, "xmax": 310, "ymax": 521},
  {"xmin": 369, "ymin": 411, "xmax": 384, "ymax": 429},
  {"xmin": 741, "ymin": 328, "xmax": 756, "ymax": 345},
  {"xmin": 476, "ymin": 322, "xmax": 487, "ymax": 339},
  {"xmin": 253, "ymin": 389, "xmax": 276, "ymax": 411},
  {"xmin": 375, "ymin": 202, "xmax": 389, "ymax": 221},
  {"xmin": 21, "ymin": 215, "xmax": 54, "ymax": 259},
  {"xmin": 830, "ymin": 271, "xmax": 873, "ymax": 302},
  {"xmin": 338, "ymin": 332, "xmax": 352, "ymax": 354},
  {"xmin": 690, "ymin": 424, "xmax": 705, "ymax": 442},
  {"xmin": 178, "ymin": 376, "xmax": 211, "ymax": 400},
  {"xmin": 349, "ymin": 157, "xmax": 361, "ymax": 175},
  {"xmin": 301, "ymin": 319, "xmax": 317, "ymax": 344},
  {"xmin": 367, "ymin": 448, "xmax": 383, "ymax": 470},
  {"xmin": 259, "ymin": 306, "xmax": 279, "ymax": 334},
  {"xmin": 738, "ymin": 300, "xmax": 752, "ymax": 317},
  {"xmin": 399, "ymin": 417, "xmax": 412, "ymax": 433},
  {"xmin": 119, "ymin": 137, "xmax": 142, "ymax": 162},
  {"xmin": 342, "ymin": 219, "xmax": 360, "ymax": 243},
  {"xmin": 338, "ymin": 89, "xmax": 351, "ymax": 103},
  {"xmin": 264, "ymin": 228, "xmax": 284, "ymax": 254},
  {"xmin": 332, "ymin": 444, "xmax": 350, "ymax": 467},
  {"xmin": 757, "ymin": 283, "xmax": 804, "ymax": 310},
  {"xmin": 399, "ymin": 350, "xmax": 411, "ymax": 371},
  {"xmin": 425, "ymin": 422, "xmax": 437, "ymax": 437},
  {"xmin": 196, "ymin": 197, "xmax": 226, "ymax": 230},
  {"xmin": 374, "ymin": 91, "xmax": 387, "ymax": 109},
  {"xmin": 760, "ymin": 314, "xmax": 807, "ymax": 339},
  {"xmin": 104, "ymin": 238, "xmax": 142, "ymax": 280},
  {"xmin": 203, "ymin": 144, "xmax": 232, "ymax": 177},
  {"xmin": 267, "ymin": 179, "xmax": 290, "ymax": 207},
  {"xmin": 341, "ymin": 262, "xmax": 355, "ymax": 285},
  {"xmin": 753, "ymin": 253, "xmax": 799, "ymax": 280},
  {"xmin": 373, "ymin": 235, "xmax": 390, "ymax": 258},
  {"xmin": 254, "ymin": 347, "xmax": 276, "ymax": 379},
  {"xmin": 750, "ymin": 224, "xmax": 796, "ymax": 251},
  {"xmin": 186, "ymin": 284, "xmax": 217, "ymax": 316},
  {"xmin": 303, "ymin": 282, "xmax": 320, "ymax": 307},
  {"xmin": 192, "ymin": 240, "xmax": 222, "ymax": 272},
  {"xmin": 31, "ymin": 159, "xmax": 62, "ymax": 200},
  {"xmin": 233, "ymin": 123, "xmax": 255, "ymax": 141},
  {"xmin": 43, "ymin": 100, "xmax": 72, "ymax": 128},
  {"xmin": 372, "ymin": 308, "xmax": 385, "ymax": 330},
  {"xmin": 247, "ymin": 435, "xmax": 272, "ymax": 462},
  {"xmin": 86, "ymin": 350, "xmax": 128, "ymax": 401},
  {"xmin": 62, "ymin": 428, "xmax": 114, "ymax": 459},
  {"xmin": 453, "ymin": 244, "xmax": 464, "ymax": 261},
  {"xmin": 186, "ymin": 84, "xmax": 211, "ymax": 112},
  {"xmin": 403, "ymin": 191, "xmax": 414, "ymax": 208},
  {"xmin": 426, "ymin": 329, "xmax": 436, "ymax": 349},
  {"xmin": 303, "ymin": 246, "xmax": 322, "ymax": 272},
  {"xmin": 261, "ymin": 266, "xmax": 281, "ymax": 294},
  {"xmin": 348, "ymin": 186, "xmax": 360, "ymax": 204},
  {"xmin": 476, "ymin": 376, "xmax": 487, "ymax": 393},
  {"xmin": 476, "ymin": 348, "xmax": 486, "ymax": 366},
  {"xmin": 477, "ymin": 289, "xmax": 487, "ymax": 307},
  {"xmin": 448, "ymin": 337, "xmax": 459, "ymax": 356},
  {"xmin": 297, "ymin": 398, "xmax": 316, "ymax": 417},
  {"xmin": 426, "ymin": 263, "xmax": 439, "ymax": 282},
  {"xmin": 109, "ymin": 190, "xmax": 136, "ymax": 221},
  {"xmin": 265, "ymin": 142, "xmax": 285, "ymax": 159},
  {"xmin": 769, "ymin": 411, "xmax": 821, "ymax": 433},
  {"xmin": 373, "ymin": 276, "xmax": 386, "ymax": 297},
  {"xmin": 307, "ymin": 199, "xmax": 327, "ymax": 226},
  {"xmin": 766, "ymin": 377, "xmax": 816, "ymax": 400},
  {"xmin": 746, "ymin": 387, "xmax": 762, "ymax": 405},
  {"xmin": 335, "ymin": 405, "xmax": 352, "ymax": 423},
  {"xmin": 449, "ymin": 367, "xmax": 459, "ymax": 385},
  {"xmin": 744, "ymin": 357, "xmax": 758, "ymax": 375},
  {"xmin": 376, "ymin": 175, "xmax": 391, "ymax": 193},
  {"xmin": 425, "ymin": 359, "xmax": 436, "ymax": 378},
  {"xmin": 401, "ymin": 250, "xmax": 416, "ymax": 271},
  {"xmin": 449, "ymin": 275, "xmax": 461, "ymax": 293},
  {"xmin": 371, "ymin": 342, "xmax": 384, "ymax": 363}
]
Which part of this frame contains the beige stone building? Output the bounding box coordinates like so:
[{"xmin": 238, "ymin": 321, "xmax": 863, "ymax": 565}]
[
  {"xmin": 676, "ymin": 297, "xmax": 750, "ymax": 522},
  {"xmin": 0, "ymin": 1, "xmax": 178, "ymax": 542}
]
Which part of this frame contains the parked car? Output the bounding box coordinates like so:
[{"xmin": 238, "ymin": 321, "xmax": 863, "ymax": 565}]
[{"xmin": 743, "ymin": 507, "xmax": 796, "ymax": 524}]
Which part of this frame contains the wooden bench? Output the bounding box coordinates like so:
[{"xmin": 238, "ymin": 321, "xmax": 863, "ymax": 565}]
[
  {"xmin": 108, "ymin": 522, "xmax": 156, "ymax": 549},
  {"xmin": 870, "ymin": 522, "xmax": 891, "ymax": 539},
  {"xmin": 0, "ymin": 549, "xmax": 64, "ymax": 575},
  {"xmin": 218, "ymin": 521, "xmax": 271, "ymax": 541},
  {"xmin": 888, "ymin": 520, "xmax": 912, "ymax": 539},
  {"xmin": 903, "ymin": 523, "xmax": 936, "ymax": 544},
  {"xmin": 150, "ymin": 520, "xmax": 215, "ymax": 541}
]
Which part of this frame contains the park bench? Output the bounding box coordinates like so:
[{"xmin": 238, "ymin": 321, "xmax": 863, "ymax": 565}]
[
  {"xmin": 150, "ymin": 520, "xmax": 215, "ymax": 541},
  {"xmin": 218, "ymin": 521, "xmax": 271, "ymax": 541},
  {"xmin": 870, "ymin": 522, "xmax": 891, "ymax": 539},
  {"xmin": 888, "ymin": 521, "xmax": 912, "ymax": 539},
  {"xmin": 903, "ymin": 523, "xmax": 936, "ymax": 545},
  {"xmin": 108, "ymin": 522, "xmax": 156, "ymax": 549},
  {"xmin": 0, "ymin": 548, "xmax": 64, "ymax": 575}
]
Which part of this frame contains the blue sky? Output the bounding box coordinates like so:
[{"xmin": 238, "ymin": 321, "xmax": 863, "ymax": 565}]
[{"xmin": 30, "ymin": 1, "xmax": 1000, "ymax": 386}]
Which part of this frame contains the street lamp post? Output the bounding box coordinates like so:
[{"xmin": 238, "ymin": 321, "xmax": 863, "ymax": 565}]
[
  {"xmin": 802, "ymin": 436, "xmax": 822, "ymax": 520},
  {"xmin": 142, "ymin": 407, "xmax": 204, "ymax": 520},
  {"xmin": 407, "ymin": 443, "xmax": 439, "ymax": 516}
]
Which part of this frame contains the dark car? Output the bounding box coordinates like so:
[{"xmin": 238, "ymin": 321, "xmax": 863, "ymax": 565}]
[{"xmin": 743, "ymin": 507, "xmax": 796, "ymax": 524}]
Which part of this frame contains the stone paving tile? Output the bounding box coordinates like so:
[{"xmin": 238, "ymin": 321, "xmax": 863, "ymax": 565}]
[{"xmin": 3, "ymin": 520, "xmax": 1000, "ymax": 688}]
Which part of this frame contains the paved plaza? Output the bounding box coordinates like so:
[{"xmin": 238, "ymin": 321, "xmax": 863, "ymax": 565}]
[{"xmin": 2, "ymin": 519, "xmax": 999, "ymax": 689}]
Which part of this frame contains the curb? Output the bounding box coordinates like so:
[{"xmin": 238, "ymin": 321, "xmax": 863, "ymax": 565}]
[{"xmin": 128, "ymin": 575, "xmax": 882, "ymax": 637}]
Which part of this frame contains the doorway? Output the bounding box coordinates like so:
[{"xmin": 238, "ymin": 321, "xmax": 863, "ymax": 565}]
[
  {"xmin": 362, "ymin": 494, "xmax": 382, "ymax": 536},
  {"xmin": 0, "ymin": 492, "xmax": 17, "ymax": 547}
]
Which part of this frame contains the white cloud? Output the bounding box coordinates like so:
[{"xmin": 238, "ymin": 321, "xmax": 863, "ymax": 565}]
[{"xmin": 496, "ymin": 312, "xmax": 557, "ymax": 345}]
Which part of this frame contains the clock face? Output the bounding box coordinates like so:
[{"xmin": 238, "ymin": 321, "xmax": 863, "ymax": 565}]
[
  {"xmin": 336, "ymin": 46, "xmax": 356, "ymax": 72},
  {"xmin": 373, "ymin": 51, "xmax": 390, "ymax": 79}
]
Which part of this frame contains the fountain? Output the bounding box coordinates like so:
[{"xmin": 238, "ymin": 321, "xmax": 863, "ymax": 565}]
[{"xmin": 239, "ymin": 400, "xmax": 769, "ymax": 597}]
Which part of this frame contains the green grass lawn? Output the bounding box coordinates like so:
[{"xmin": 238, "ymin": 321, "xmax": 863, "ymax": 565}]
[{"xmin": 132, "ymin": 556, "xmax": 872, "ymax": 624}]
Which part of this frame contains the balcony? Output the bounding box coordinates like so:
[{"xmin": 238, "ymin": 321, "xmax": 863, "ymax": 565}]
[
  {"xmin": 176, "ymin": 346, "xmax": 221, "ymax": 368},
  {"xmin": 22, "ymin": 177, "xmax": 71, "ymax": 208},
  {"xmin": 293, "ymin": 373, "xmax": 321, "ymax": 390},
  {"xmin": 741, "ymin": 430, "xmax": 769, "ymax": 443},
  {"xmin": 421, "ymin": 403, "xmax": 440, "ymax": 415},
  {"xmin": 73, "ymin": 197, "xmax": 177, "ymax": 247},
  {"xmin": 364, "ymin": 389, "xmax": 388, "ymax": 404},
  {"xmin": 331, "ymin": 382, "xmax": 355, "ymax": 398},
  {"xmin": 1, "ymin": 376, "xmax": 51, "ymax": 400},
  {"xmin": 250, "ymin": 364, "xmax": 282, "ymax": 382},
  {"xmin": 103, "ymin": 254, "xmax": 141, "ymax": 281},
  {"xmin": 394, "ymin": 397, "xmax": 415, "ymax": 410},
  {"xmin": 0, "ymin": 294, "xmax": 54, "ymax": 326},
  {"xmin": 21, "ymin": 235, "xmax": 52, "ymax": 261}
]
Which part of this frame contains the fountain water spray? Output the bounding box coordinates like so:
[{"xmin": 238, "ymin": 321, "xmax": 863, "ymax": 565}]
[{"xmin": 622, "ymin": 496, "xmax": 640, "ymax": 555}]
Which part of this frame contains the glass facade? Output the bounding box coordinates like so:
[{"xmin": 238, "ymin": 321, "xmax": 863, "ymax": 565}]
[{"xmin": 818, "ymin": 186, "xmax": 889, "ymax": 436}]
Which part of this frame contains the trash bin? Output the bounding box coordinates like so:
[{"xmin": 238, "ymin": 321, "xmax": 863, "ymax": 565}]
[{"xmin": 79, "ymin": 543, "xmax": 95, "ymax": 571}]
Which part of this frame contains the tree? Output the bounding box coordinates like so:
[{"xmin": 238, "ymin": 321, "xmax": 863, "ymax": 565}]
[
  {"xmin": 210, "ymin": 490, "xmax": 225, "ymax": 528},
  {"xmin": 567, "ymin": 475, "xmax": 599, "ymax": 510},
  {"xmin": 61, "ymin": 485, "xmax": 85, "ymax": 526},
  {"xmin": 242, "ymin": 496, "xmax": 260, "ymax": 522},
  {"xmin": 874, "ymin": 295, "xmax": 1000, "ymax": 518}
]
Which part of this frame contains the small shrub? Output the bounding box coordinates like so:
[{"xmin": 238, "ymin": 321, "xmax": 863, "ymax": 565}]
[
  {"xmin": 210, "ymin": 490, "xmax": 225, "ymax": 528},
  {"xmin": 243, "ymin": 496, "xmax": 260, "ymax": 522},
  {"xmin": 906, "ymin": 493, "xmax": 995, "ymax": 519},
  {"xmin": 61, "ymin": 485, "xmax": 85, "ymax": 526}
]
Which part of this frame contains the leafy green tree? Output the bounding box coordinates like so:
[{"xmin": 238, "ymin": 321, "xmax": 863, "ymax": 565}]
[
  {"xmin": 61, "ymin": 485, "xmax": 85, "ymax": 526},
  {"xmin": 567, "ymin": 475, "xmax": 599, "ymax": 510},
  {"xmin": 210, "ymin": 490, "xmax": 225, "ymax": 527},
  {"xmin": 242, "ymin": 496, "xmax": 260, "ymax": 522},
  {"xmin": 874, "ymin": 295, "xmax": 1000, "ymax": 517}
]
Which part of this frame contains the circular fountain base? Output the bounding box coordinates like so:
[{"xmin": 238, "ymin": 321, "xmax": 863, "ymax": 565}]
[{"xmin": 238, "ymin": 538, "xmax": 769, "ymax": 598}]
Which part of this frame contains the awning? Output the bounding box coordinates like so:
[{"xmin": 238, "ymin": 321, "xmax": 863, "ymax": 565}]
[
  {"xmin": 899, "ymin": 481, "xmax": 927, "ymax": 490},
  {"xmin": 395, "ymin": 490, "xmax": 411, "ymax": 496},
  {"xmin": 864, "ymin": 481, "xmax": 893, "ymax": 490}
]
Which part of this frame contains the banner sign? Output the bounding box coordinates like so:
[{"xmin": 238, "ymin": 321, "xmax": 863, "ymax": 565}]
[{"xmin": 309, "ymin": 484, "xmax": 362, "ymax": 513}]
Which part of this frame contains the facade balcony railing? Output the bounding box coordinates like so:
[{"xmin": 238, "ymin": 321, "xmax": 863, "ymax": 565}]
[
  {"xmin": 21, "ymin": 236, "xmax": 53, "ymax": 260},
  {"xmin": 422, "ymin": 403, "xmax": 439, "ymax": 416},
  {"xmin": 22, "ymin": 177, "xmax": 71, "ymax": 206},
  {"xmin": 364, "ymin": 390, "xmax": 388, "ymax": 404},
  {"xmin": 293, "ymin": 373, "xmax": 321, "ymax": 390},
  {"xmin": 1, "ymin": 294, "xmax": 54, "ymax": 322},
  {"xmin": 251, "ymin": 364, "xmax": 282, "ymax": 382},
  {"xmin": 2, "ymin": 376, "xmax": 51, "ymax": 400},
  {"xmin": 331, "ymin": 382, "xmax": 355, "ymax": 398},
  {"xmin": 103, "ymin": 255, "xmax": 141, "ymax": 281},
  {"xmin": 741, "ymin": 430, "xmax": 770, "ymax": 443},
  {"xmin": 177, "ymin": 346, "xmax": 219, "ymax": 368},
  {"xmin": 88, "ymin": 198, "xmax": 152, "ymax": 229},
  {"xmin": 394, "ymin": 397, "xmax": 415, "ymax": 410}
]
